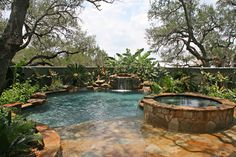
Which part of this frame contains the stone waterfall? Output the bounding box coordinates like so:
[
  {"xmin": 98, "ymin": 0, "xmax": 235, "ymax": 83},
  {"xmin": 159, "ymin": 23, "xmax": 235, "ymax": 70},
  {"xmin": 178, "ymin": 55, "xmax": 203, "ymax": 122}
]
[{"xmin": 109, "ymin": 74, "xmax": 141, "ymax": 90}]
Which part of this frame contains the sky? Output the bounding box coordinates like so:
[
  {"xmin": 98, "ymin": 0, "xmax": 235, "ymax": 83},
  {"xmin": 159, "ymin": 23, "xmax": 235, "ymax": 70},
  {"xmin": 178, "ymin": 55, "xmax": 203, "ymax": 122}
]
[
  {"xmin": 80, "ymin": 0, "xmax": 150, "ymax": 58},
  {"xmin": 80, "ymin": 0, "xmax": 217, "ymax": 58}
]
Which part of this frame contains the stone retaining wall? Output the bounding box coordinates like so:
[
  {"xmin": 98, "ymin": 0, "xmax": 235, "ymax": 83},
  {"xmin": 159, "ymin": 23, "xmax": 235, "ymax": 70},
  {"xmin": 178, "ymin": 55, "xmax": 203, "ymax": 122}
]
[{"xmin": 142, "ymin": 93, "xmax": 236, "ymax": 133}]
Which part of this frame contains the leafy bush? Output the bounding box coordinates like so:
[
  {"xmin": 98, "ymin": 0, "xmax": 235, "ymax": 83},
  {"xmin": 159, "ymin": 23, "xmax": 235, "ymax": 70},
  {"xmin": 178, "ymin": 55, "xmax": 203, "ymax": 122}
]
[
  {"xmin": 0, "ymin": 81, "xmax": 39, "ymax": 105},
  {"xmin": 151, "ymin": 71, "xmax": 198, "ymax": 94},
  {"xmin": 106, "ymin": 48, "xmax": 159, "ymax": 81},
  {"xmin": 199, "ymin": 71, "xmax": 236, "ymax": 102},
  {"xmin": 0, "ymin": 107, "xmax": 43, "ymax": 157},
  {"xmin": 46, "ymin": 70, "xmax": 64, "ymax": 91}
]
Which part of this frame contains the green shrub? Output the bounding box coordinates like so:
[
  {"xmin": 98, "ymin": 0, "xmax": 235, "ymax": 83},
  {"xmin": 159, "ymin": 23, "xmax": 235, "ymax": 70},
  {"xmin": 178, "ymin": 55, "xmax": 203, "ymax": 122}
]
[
  {"xmin": 0, "ymin": 107, "xmax": 43, "ymax": 157},
  {"xmin": 151, "ymin": 82, "xmax": 162, "ymax": 94},
  {"xmin": 0, "ymin": 81, "xmax": 39, "ymax": 105},
  {"xmin": 105, "ymin": 48, "xmax": 159, "ymax": 81},
  {"xmin": 151, "ymin": 74, "xmax": 184, "ymax": 94},
  {"xmin": 199, "ymin": 71, "xmax": 236, "ymax": 102}
]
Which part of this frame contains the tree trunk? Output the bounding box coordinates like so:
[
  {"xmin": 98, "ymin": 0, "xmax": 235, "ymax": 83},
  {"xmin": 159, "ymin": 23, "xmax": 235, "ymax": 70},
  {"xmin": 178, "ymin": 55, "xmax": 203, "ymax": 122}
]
[
  {"xmin": 0, "ymin": 58, "xmax": 10, "ymax": 92},
  {"xmin": 0, "ymin": 0, "xmax": 29, "ymax": 92}
]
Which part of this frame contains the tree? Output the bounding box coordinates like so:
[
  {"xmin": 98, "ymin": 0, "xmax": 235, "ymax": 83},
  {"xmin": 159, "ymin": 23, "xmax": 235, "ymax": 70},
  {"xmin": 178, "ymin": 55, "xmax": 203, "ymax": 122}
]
[
  {"xmin": 0, "ymin": 0, "xmax": 114, "ymax": 91},
  {"xmin": 13, "ymin": 27, "xmax": 108, "ymax": 66},
  {"xmin": 147, "ymin": 0, "xmax": 236, "ymax": 67}
]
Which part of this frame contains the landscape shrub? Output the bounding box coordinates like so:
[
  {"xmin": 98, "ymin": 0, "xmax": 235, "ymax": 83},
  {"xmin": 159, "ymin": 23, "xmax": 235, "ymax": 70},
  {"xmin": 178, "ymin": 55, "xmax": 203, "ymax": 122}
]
[
  {"xmin": 0, "ymin": 81, "xmax": 39, "ymax": 105},
  {"xmin": 0, "ymin": 107, "xmax": 43, "ymax": 157}
]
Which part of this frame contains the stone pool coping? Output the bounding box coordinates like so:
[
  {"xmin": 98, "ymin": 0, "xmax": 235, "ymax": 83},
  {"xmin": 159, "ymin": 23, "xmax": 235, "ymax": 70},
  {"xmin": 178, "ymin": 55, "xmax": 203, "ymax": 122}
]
[
  {"xmin": 35, "ymin": 124, "xmax": 62, "ymax": 157},
  {"xmin": 140, "ymin": 92, "xmax": 236, "ymax": 111}
]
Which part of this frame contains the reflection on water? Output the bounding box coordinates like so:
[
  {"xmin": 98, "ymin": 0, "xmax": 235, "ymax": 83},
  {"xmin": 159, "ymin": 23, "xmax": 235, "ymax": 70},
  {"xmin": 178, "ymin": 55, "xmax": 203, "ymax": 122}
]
[
  {"xmin": 155, "ymin": 96, "xmax": 221, "ymax": 107},
  {"xmin": 23, "ymin": 91, "xmax": 144, "ymax": 127}
]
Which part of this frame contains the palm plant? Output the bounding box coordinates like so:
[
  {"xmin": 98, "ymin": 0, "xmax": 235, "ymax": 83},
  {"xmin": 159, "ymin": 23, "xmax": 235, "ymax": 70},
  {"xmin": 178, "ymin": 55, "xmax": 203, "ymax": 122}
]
[{"xmin": 66, "ymin": 64, "xmax": 88, "ymax": 86}]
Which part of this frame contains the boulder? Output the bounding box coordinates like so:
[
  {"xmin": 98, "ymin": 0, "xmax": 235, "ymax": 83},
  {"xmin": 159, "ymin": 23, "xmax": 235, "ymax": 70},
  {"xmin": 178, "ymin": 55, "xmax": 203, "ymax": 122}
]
[
  {"xmin": 142, "ymin": 81, "xmax": 153, "ymax": 86},
  {"xmin": 21, "ymin": 103, "xmax": 33, "ymax": 108},
  {"xmin": 31, "ymin": 92, "xmax": 47, "ymax": 99},
  {"xmin": 27, "ymin": 99, "xmax": 46, "ymax": 106},
  {"xmin": 92, "ymin": 82, "xmax": 100, "ymax": 87},
  {"xmin": 101, "ymin": 83, "xmax": 111, "ymax": 88},
  {"xmin": 3, "ymin": 102, "xmax": 22, "ymax": 108},
  {"xmin": 142, "ymin": 86, "xmax": 152, "ymax": 93},
  {"xmin": 95, "ymin": 79, "xmax": 106, "ymax": 85}
]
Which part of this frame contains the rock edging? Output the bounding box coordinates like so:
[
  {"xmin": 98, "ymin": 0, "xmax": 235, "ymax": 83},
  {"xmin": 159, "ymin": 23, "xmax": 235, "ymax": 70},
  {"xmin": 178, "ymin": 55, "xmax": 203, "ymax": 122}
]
[{"xmin": 36, "ymin": 124, "xmax": 62, "ymax": 157}]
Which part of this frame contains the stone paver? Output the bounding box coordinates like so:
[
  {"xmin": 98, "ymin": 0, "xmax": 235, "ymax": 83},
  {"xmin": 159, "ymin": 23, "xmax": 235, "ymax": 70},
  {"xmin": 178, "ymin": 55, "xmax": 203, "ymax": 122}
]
[{"xmin": 55, "ymin": 117, "xmax": 236, "ymax": 157}]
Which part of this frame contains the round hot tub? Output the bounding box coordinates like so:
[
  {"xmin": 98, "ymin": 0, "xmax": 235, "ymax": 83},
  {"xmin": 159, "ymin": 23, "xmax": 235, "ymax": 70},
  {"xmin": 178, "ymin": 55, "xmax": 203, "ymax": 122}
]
[{"xmin": 141, "ymin": 93, "xmax": 235, "ymax": 133}]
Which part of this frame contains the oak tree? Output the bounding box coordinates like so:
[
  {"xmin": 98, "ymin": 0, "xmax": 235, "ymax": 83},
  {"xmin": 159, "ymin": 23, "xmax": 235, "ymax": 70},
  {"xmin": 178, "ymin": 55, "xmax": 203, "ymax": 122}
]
[
  {"xmin": 0, "ymin": 0, "xmax": 114, "ymax": 91},
  {"xmin": 147, "ymin": 0, "xmax": 236, "ymax": 67}
]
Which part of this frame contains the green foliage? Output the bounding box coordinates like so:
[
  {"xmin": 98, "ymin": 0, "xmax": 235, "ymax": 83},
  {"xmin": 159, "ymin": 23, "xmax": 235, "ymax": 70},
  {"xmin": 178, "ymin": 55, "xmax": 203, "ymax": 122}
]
[
  {"xmin": 96, "ymin": 66, "xmax": 111, "ymax": 81},
  {"xmin": 0, "ymin": 81, "xmax": 39, "ymax": 105},
  {"xmin": 151, "ymin": 70, "xmax": 198, "ymax": 94},
  {"xmin": 200, "ymin": 71, "xmax": 229, "ymax": 88},
  {"xmin": 199, "ymin": 71, "xmax": 236, "ymax": 102},
  {"xmin": 172, "ymin": 71, "xmax": 198, "ymax": 92},
  {"xmin": 48, "ymin": 71, "xmax": 64, "ymax": 91},
  {"xmin": 106, "ymin": 48, "xmax": 159, "ymax": 81},
  {"xmin": 151, "ymin": 82, "xmax": 162, "ymax": 94},
  {"xmin": 147, "ymin": 0, "xmax": 236, "ymax": 67},
  {"xmin": 158, "ymin": 74, "xmax": 184, "ymax": 93},
  {"xmin": 0, "ymin": 107, "xmax": 43, "ymax": 157},
  {"xmin": 66, "ymin": 64, "xmax": 88, "ymax": 86}
]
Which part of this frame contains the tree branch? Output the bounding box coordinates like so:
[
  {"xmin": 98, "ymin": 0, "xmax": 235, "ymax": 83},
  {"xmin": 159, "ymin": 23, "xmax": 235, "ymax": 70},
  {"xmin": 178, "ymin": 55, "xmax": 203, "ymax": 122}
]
[{"xmin": 25, "ymin": 50, "xmax": 84, "ymax": 66}]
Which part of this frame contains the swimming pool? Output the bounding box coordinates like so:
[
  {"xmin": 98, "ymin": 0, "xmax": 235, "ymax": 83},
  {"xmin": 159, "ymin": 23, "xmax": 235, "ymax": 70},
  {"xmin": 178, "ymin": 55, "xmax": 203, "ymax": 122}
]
[{"xmin": 24, "ymin": 91, "xmax": 144, "ymax": 127}]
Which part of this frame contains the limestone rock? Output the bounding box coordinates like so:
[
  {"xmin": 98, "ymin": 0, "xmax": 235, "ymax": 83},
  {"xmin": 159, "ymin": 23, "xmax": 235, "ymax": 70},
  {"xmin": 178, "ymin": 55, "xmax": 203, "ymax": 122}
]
[
  {"xmin": 101, "ymin": 83, "xmax": 110, "ymax": 88},
  {"xmin": 21, "ymin": 103, "xmax": 33, "ymax": 108},
  {"xmin": 141, "ymin": 81, "xmax": 153, "ymax": 86},
  {"xmin": 142, "ymin": 86, "xmax": 152, "ymax": 93},
  {"xmin": 36, "ymin": 124, "xmax": 61, "ymax": 157},
  {"xmin": 3, "ymin": 102, "xmax": 22, "ymax": 108},
  {"xmin": 31, "ymin": 92, "xmax": 47, "ymax": 99},
  {"xmin": 27, "ymin": 99, "xmax": 46, "ymax": 106},
  {"xmin": 92, "ymin": 82, "xmax": 100, "ymax": 87},
  {"xmin": 95, "ymin": 79, "xmax": 105, "ymax": 85},
  {"xmin": 144, "ymin": 144, "xmax": 162, "ymax": 154}
]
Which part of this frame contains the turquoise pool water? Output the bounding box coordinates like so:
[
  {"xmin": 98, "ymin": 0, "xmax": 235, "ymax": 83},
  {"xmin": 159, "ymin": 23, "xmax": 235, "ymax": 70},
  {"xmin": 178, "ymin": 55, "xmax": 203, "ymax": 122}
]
[
  {"xmin": 154, "ymin": 95, "xmax": 221, "ymax": 107},
  {"xmin": 24, "ymin": 91, "xmax": 144, "ymax": 127}
]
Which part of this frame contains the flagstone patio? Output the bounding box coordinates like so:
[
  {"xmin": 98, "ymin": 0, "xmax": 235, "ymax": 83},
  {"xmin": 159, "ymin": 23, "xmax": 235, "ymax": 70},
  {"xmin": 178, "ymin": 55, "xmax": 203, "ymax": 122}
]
[{"xmin": 55, "ymin": 116, "xmax": 236, "ymax": 157}]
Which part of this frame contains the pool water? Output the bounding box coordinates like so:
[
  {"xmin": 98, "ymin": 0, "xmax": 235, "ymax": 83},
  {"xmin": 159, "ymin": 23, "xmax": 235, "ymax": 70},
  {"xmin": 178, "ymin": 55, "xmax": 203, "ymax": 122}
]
[
  {"xmin": 23, "ymin": 91, "xmax": 144, "ymax": 127},
  {"xmin": 154, "ymin": 95, "xmax": 221, "ymax": 107}
]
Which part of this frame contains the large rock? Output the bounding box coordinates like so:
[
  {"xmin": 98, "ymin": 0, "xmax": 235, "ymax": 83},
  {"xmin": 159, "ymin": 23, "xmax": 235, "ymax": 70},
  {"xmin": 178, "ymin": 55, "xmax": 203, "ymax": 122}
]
[
  {"xmin": 3, "ymin": 102, "xmax": 22, "ymax": 108},
  {"xmin": 92, "ymin": 82, "xmax": 100, "ymax": 87},
  {"xmin": 95, "ymin": 79, "xmax": 106, "ymax": 85},
  {"xmin": 101, "ymin": 83, "xmax": 111, "ymax": 88},
  {"xmin": 31, "ymin": 92, "xmax": 47, "ymax": 99},
  {"xmin": 27, "ymin": 99, "xmax": 46, "ymax": 106},
  {"xmin": 141, "ymin": 81, "xmax": 153, "ymax": 87},
  {"xmin": 142, "ymin": 86, "xmax": 152, "ymax": 93},
  {"xmin": 36, "ymin": 124, "xmax": 61, "ymax": 157}
]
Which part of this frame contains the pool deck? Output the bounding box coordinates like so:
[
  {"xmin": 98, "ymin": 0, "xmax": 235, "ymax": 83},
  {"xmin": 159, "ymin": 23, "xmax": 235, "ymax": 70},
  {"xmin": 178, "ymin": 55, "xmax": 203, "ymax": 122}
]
[{"xmin": 55, "ymin": 114, "xmax": 236, "ymax": 157}]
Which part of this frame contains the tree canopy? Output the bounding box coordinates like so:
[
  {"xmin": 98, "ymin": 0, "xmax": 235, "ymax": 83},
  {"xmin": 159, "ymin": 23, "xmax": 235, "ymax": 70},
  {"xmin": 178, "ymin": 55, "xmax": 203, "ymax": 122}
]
[
  {"xmin": 0, "ymin": 0, "xmax": 114, "ymax": 91},
  {"xmin": 147, "ymin": 0, "xmax": 236, "ymax": 67}
]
